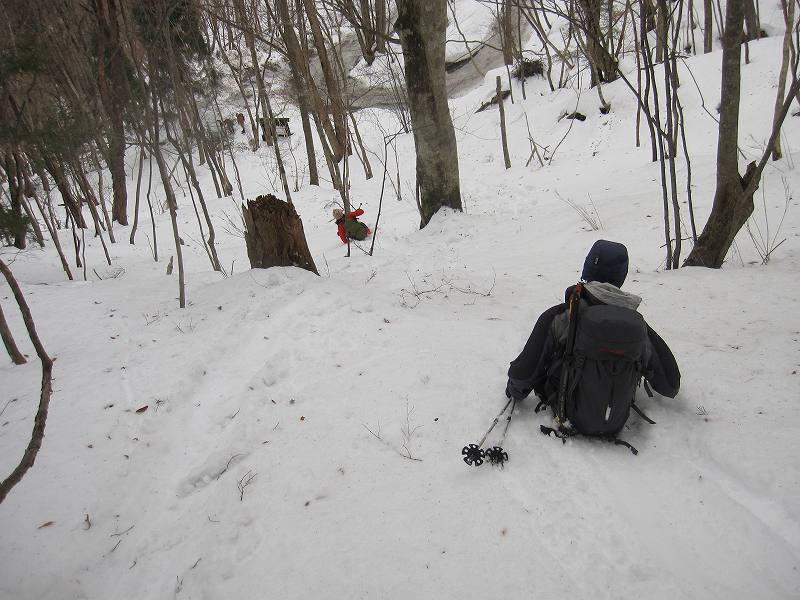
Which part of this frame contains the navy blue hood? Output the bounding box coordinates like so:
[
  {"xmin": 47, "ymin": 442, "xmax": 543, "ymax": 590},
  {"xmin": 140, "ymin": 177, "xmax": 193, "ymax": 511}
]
[{"xmin": 581, "ymin": 240, "xmax": 629, "ymax": 288}]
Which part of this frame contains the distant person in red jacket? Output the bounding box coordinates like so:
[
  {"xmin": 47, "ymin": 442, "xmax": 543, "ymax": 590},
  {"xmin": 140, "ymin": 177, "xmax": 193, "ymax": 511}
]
[{"xmin": 333, "ymin": 207, "xmax": 370, "ymax": 243}]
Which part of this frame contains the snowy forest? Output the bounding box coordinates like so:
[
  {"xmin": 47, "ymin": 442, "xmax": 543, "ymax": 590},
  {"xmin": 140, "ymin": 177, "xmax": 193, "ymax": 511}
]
[{"xmin": 1, "ymin": 0, "xmax": 799, "ymax": 597}]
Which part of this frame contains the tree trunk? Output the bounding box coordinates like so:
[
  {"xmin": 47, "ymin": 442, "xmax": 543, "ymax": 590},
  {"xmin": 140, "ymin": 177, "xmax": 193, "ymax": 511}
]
[
  {"xmin": 293, "ymin": 0, "xmax": 320, "ymax": 186},
  {"xmin": 130, "ymin": 144, "xmax": 145, "ymax": 243},
  {"xmin": 501, "ymin": 0, "xmax": 515, "ymax": 65},
  {"xmin": 0, "ymin": 256, "xmax": 54, "ymax": 505},
  {"xmin": 771, "ymin": 0, "xmax": 794, "ymax": 160},
  {"xmin": 684, "ymin": 0, "xmax": 751, "ymax": 268},
  {"xmin": 743, "ymin": 0, "xmax": 760, "ymax": 41},
  {"xmin": 0, "ymin": 301, "xmax": 27, "ymax": 365},
  {"xmin": 704, "ymin": 0, "xmax": 713, "ymax": 52},
  {"xmin": 92, "ymin": 0, "xmax": 129, "ymax": 225},
  {"xmin": 242, "ymin": 194, "xmax": 318, "ymax": 275},
  {"xmin": 107, "ymin": 117, "xmax": 128, "ymax": 225},
  {"xmin": 311, "ymin": 110, "xmax": 344, "ymax": 192},
  {"xmin": 152, "ymin": 143, "xmax": 186, "ymax": 306},
  {"xmin": 93, "ymin": 154, "xmax": 116, "ymax": 243},
  {"xmin": 642, "ymin": 0, "xmax": 657, "ymax": 31},
  {"xmin": 3, "ymin": 152, "xmax": 27, "ymax": 249},
  {"xmin": 26, "ymin": 172, "xmax": 74, "ymax": 279},
  {"xmin": 375, "ymin": 0, "xmax": 387, "ymax": 53},
  {"xmin": 146, "ymin": 61, "xmax": 186, "ymax": 306},
  {"xmin": 41, "ymin": 155, "xmax": 86, "ymax": 228},
  {"xmin": 300, "ymin": 0, "xmax": 347, "ymax": 161},
  {"xmin": 577, "ymin": 0, "xmax": 618, "ymax": 83},
  {"xmin": 15, "ymin": 155, "xmax": 45, "ymax": 247},
  {"xmin": 348, "ymin": 112, "xmax": 373, "ymax": 179},
  {"xmin": 170, "ymin": 124, "xmax": 223, "ymax": 272},
  {"xmin": 656, "ymin": 0, "xmax": 668, "ymax": 62},
  {"xmin": 235, "ymin": 0, "xmax": 265, "ymax": 150},
  {"xmin": 395, "ymin": 0, "xmax": 462, "ymax": 227},
  {"xmin": 261, "ymin": 92, "xmax": 294, "ymax": 204},
  {"xmin": 359, "ymin": 0, "xmax": 376, "ymax": 61},
  {"xmin": 659, "ymin": 0, "xmax": 683, "ymax": 268},
  {"xmin": 273, "ymin": 0, "xmax": 318, "ymax": 186}
]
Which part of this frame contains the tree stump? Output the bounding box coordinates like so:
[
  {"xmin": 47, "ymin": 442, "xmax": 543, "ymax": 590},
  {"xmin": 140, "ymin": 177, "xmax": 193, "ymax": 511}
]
[{"xmin": 242, "ymin": 195, "xmax": 318, "ymax": 275}]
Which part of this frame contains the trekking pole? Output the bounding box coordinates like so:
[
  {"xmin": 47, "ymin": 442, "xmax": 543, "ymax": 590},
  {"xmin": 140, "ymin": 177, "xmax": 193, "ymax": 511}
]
[
  {"xmin": 462, "ymin": 398, "xmax": 513, "ymax": 466},
  {"xmin": 556, "ymin": 282, "xmax": 583, "ymax": 425},
  {"xmin": 485, "ymin": 398, "xmax": 517, "ymax": 467}
]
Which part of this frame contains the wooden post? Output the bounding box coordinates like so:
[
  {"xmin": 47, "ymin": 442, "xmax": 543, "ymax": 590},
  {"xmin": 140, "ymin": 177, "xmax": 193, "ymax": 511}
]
[{"xmin": 497, "ymin": 76, "xmax": 512, "ymax": 169}]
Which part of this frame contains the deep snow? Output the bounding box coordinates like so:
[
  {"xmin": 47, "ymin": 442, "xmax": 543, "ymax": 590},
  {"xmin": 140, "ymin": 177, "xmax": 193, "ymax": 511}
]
[{"xmin": 1, "ymin": 3, "xmax": 799, "ymax": 599}]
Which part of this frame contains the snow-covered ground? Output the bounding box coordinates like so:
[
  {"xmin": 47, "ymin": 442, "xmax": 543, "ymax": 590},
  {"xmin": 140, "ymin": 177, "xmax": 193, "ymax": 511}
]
[{"xmin": 1, "ymin": 4, "xmax": 799, "ymax": 599}]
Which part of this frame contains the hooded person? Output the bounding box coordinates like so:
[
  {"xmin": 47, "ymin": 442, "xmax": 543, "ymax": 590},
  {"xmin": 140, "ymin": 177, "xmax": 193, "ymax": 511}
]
[
  {"xmin": 333, "ymin": 206, "xmax": 370, "ymax": 243},
  {"xmin": 505, "ymin": 240, "xmax": 680, "ymax": 403}
]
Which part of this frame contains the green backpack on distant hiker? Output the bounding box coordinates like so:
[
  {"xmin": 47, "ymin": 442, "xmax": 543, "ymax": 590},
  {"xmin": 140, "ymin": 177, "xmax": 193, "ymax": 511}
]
[
  {"xmin": 333, "ymin": 207, "xmax": 370, "ymax": 243},
  {"xmin": 344, "ymin": 218, "xmax": 369, "ymax": 241}
]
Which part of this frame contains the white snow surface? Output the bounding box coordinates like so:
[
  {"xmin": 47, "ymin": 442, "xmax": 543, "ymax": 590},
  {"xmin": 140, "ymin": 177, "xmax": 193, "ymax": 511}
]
[{"xmin": 2, "ymin": 4, "xmax": 800, "ymax": 599}]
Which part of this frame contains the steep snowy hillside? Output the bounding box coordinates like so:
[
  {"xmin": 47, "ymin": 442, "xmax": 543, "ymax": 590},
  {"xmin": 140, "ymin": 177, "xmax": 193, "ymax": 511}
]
[{"xmin": 1, "ymin": 2, "xmax": 799, "ymax": 599}]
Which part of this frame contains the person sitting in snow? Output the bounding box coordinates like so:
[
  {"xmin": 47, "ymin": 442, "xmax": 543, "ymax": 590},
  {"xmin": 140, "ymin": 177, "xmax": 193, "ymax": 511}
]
[
  {"xmin": 505, "ymin": 239, "xmax": 680, "ymax": 404},
  {"xmin": 333, "ymin": 206, "xmax": 370, "ymax": 243}
]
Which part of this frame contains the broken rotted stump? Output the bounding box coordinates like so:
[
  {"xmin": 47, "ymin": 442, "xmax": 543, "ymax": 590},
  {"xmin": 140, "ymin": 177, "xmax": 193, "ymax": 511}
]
[{"xmin": 242, "ymin": 194, "xmax": 319, "ymax": 275}]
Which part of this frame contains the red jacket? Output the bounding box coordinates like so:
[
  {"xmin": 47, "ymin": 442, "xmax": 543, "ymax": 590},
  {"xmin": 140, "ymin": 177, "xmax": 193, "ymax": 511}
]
[{"xmin": 336, "ymin": 208, "xmax": 364, "ymax": 243}]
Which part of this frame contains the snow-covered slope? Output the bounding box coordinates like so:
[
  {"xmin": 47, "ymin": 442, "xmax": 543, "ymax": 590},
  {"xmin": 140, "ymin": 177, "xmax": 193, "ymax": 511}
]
[{"xmin": 1, "ymin": 4, "xmax": 799, "ymax": 599}]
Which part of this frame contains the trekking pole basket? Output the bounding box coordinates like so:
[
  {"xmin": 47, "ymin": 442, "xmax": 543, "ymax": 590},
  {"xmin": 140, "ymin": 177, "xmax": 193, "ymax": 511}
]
[{"xmin": 462, "ymin": 398, "xmax": 513, "ymax": 467}]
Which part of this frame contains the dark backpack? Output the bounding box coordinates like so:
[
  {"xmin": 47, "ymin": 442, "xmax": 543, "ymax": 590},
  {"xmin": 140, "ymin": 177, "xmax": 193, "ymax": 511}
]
[
  {"xmin": 344, "ymin": 218, "xmax": 369, "ymax": 241},
  {"xmin": 544, "ymin": 285, "xmax": 650, "ymax": 439}
]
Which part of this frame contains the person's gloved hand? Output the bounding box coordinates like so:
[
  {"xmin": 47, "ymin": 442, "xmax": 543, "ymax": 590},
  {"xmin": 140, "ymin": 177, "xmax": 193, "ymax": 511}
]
[{"xmin": 505, "ymin": 380, "xmax": 526, "ymax": 401}]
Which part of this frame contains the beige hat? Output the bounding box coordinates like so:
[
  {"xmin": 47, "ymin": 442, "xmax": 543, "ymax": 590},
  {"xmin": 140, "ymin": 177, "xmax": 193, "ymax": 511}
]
[{"xmin": 332, "ymin": 208, "xmax": 344, "ymax": 220}]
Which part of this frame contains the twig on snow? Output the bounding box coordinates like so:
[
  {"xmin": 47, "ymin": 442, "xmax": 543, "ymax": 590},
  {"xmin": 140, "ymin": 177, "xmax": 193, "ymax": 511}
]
[
  {"xmin": 237, "ymin": 470, "xmax": 256, "ymax": 501},
  {"xmin": 216, "ymin": 453, "xmax": 244, "ymax": 480},
  {"xmin": 110, "ymin": 524, "xmax": 135, "ymax": 537}
]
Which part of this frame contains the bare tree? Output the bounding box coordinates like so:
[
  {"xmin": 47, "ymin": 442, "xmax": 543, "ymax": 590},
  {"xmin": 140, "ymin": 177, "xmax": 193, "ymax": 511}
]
[
  {"xmin": 395, "ymin": 0, "xmax": 462, "ymax": 227},
  {"xmin": 577, "ymin": 0, "xmax": 618, "ymax": 84},
  {"xmin": 743, "ymin": 0, "xmax": 761, "ymax": 41},
  {"xmin": 0, "ymin": 300, "xmax": 27, "ymax": 365},
  {"xmin": 299, "ymin": 0, "xmax": 348, "ymax": 161},
  {"xmin": 771, "ymin": 0, "xmax": 796, "ymax": 160},
  {"xmin": 0, "ymin": 257, "xmax": 54, "ymax": 504},
  {"xmin": 684, "ymin": 0, "xmax": 799, "ymax": 267},
  {"xmin": 90, "ymin": 0, "xmax": 131, "ymax": 225}
]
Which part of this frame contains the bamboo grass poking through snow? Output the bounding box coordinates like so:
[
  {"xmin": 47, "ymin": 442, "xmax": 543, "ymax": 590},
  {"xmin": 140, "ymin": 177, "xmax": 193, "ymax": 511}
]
[
  {"xmin": 363, "ymin": 419, "xmax": 423, "ymax": 462},
  {"xmin": 556, "ymin": 191, "xmax": 603, "ymax": 230},
  {"xmin": 745, "ymin": 178, "xmax": 792, "ymax": 264},
  {"xmin": 237, "ymin": 470, "xmax": 257, "ymax": 501}
]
